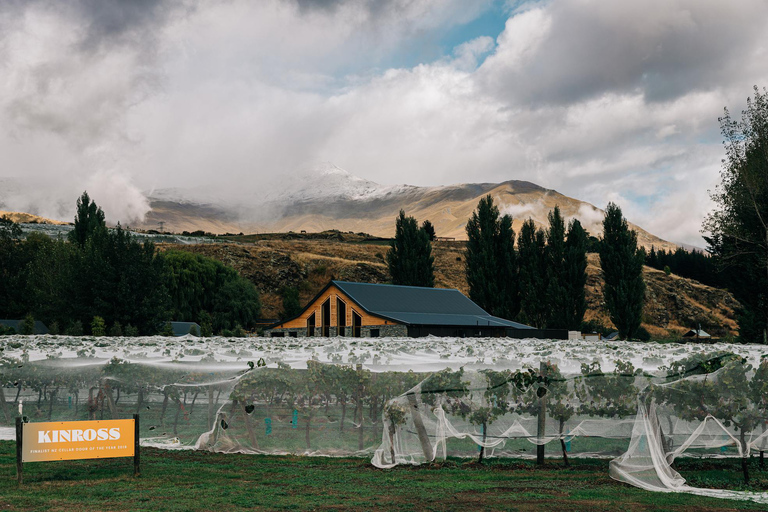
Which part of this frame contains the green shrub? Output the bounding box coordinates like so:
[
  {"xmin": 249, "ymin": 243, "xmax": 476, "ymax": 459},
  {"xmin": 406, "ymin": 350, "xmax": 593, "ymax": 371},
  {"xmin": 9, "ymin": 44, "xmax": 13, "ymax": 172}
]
[
  {"xmin": 109, "ymin": 322, "xmax": 123, "ymax": 337},
  {"xmin": 66, "ymin": 320, "xmax": 84, "ymax": 336},
  {"xmin": 124, "ymin": 324, "xmax": 139, "ymax": 337},
  {"xmin": 161, "ymin": 322, "xmax": 175, "ymax": 337},
  {"xmin": 21, "ymin": 314, "xmax": 35, "ymax": 335},
  {"xmin": 189, "ymin": 324, "xmax": 199, "ymax": 336},
  {"xmin": 48, "ymin": 321, "xmax": 60, "ymax": 335},
  {"xmin": 91, "ymin": 316, "xmax": 106, "ymax": 336},
  {"xmin": 663, "ymin": 265, "xmax": 671, "ymax": 276},
  {"xmin": 634, "ymin": 326, "xmax": 651, "ymax": 342}
]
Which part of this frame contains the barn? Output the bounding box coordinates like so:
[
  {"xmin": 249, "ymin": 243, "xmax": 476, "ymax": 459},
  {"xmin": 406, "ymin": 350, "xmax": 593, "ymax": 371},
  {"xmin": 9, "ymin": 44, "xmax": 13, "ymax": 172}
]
[{"xmin": 266, "ymin": 280, "xmax": 559, "ymax": 338}]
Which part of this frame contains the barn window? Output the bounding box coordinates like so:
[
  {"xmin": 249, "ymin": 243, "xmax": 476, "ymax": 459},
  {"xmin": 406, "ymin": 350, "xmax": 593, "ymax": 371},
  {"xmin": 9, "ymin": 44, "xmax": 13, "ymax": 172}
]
[
  {"xmin": 337, "ymin": 297, "xmax": 347, "ymax": 336},
  {"xmin": 370, "ymin": 329, "xmax": 380, "ymax": 338},
  {"xmin": 307, "ymin": 313, "xmax": 316, "ymax": 337},
  {"xmin": 352, "ymin": 311, "xmax": 362, "ymax": 338},
  {"xmin": 321, "ymin": 299, "xmax": 331, "ymax": 337}
]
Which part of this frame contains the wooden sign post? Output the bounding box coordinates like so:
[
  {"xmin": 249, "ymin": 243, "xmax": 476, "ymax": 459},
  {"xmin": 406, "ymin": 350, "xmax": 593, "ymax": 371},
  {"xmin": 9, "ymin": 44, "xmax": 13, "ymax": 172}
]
[{"xmin": 15, "ymin": 415, "xmax": 140, "ymax": 484}]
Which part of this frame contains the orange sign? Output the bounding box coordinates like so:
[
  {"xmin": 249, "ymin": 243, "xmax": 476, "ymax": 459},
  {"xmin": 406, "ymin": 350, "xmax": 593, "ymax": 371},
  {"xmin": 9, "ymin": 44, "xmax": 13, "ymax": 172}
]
[{"xmin": 22, "ymin": 419, "xmax": 135, "ymax": 463}]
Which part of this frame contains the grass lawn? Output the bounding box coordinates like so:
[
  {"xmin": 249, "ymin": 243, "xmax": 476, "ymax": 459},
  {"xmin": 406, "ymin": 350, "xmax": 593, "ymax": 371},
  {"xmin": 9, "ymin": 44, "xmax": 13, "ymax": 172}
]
[{"xmin": 2, "ymin": 441, "xmax": 768, "ymax": 511}]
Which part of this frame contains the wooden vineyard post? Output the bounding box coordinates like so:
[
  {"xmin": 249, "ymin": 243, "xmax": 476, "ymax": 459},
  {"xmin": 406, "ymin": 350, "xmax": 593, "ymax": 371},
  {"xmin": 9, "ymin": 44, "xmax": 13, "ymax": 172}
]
[
  {"xmin": 537, "ymin": 362, "xmax": 546, "ymax": 465},
  {"xmin": 356, "ymin": 364, "xmax": 364, "ymax": 451},
  {"xmin": 134, "ymin": 414, "xmax": 141, "ymax": 477},
  {"xmin": 15, "ymin": 416, "xmax": 23, "ymax": 485},
  {"xmin": 406, "ymin": 392, "xmax": 433, "ymax": 462}
]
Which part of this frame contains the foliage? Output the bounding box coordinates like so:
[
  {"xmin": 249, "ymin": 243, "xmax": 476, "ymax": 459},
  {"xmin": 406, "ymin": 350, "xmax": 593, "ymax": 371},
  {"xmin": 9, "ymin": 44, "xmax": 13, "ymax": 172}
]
[
  {"xmin": 544, "ymin": 207, "xmax": 568, "ymax": 329},
  {"xmin": 386, "ymin": 210, "xmax": 435, "ymax": 287},
  {"xmin": 66, "ymin": 320, "xmax": 84, "ymax": 336},
  {"xmin": 91, "ymin": 316, "xmax": 106, "ymax": 336},
  {"xmin": 600, "ymin": 202, "xmax": 646, "ymax": 339},
  {"xmin": 161, "ymin": 322, "xmax": 175, "ymax": 336},
  {"xmin": 517, "ymin": 219, "xmax": 547, "ymax": 327},
  {"xmin": 163, "ymin": 250, "xmax": 261, "ymax": 332},
  {"xmin": 464, "ymin": 195, "xmax": 519, "ymax": 320},
  {"xmin": 646, "ymin": 246, "xmax": 720, "ymax": 287},
  {"xmin": 421, "ymin": 220, "xmax": 436, "ymax": 241},
  {"xmin": 576, "ymin": 360, "xmax": 643, "ymax": 419},
  {"xmin": 67, "ymin": 191, "xmax": 106, "ymax": 247},
  {"xmin": 200, "ymin": 312, "xmax": 213, "ymax": 337},
  {"xmin": 109, "ymin": 321, "xmax": 123, "ymax": 337},
  {"xmin": 704, "ymin": 86, "xmax": 768, "ymax": 344},
  {"xmin": 563, "ymin": 219, "xmax": 588, "ymax": 330},
  {"xmin": 280, "ymin": 286, "xmax": 302, "ymax": 320},
  {"xmin": 20, "ymin": 313, "xmax": 35, "ymax": 335}
]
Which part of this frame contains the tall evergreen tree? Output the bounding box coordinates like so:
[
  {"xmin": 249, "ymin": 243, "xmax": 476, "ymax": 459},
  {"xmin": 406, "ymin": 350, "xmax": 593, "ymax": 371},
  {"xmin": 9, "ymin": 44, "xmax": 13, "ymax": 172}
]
[
  {"xmin": 464, "ymin": 195, "xmax": 518, "ymax": 319},
  {"xmin": 386, "ymin": 210, "xmax": 435, "ymax": 287},
  {"xmin": 68, "ymin": 191, "xmax": 106, "ymax": 247},
  {"xmin": 599, "ymin": 202, "xmax": 646, "ymax": 339},
  {"xmin": 563, "ymin": 219, "xmax": 588, "ymax": 330},
  {"xmin": 544, "ymin": 206, "xmax": 568, "ymax": 328},
  {"xmin": 517, "ymin": 219, "xmax": 547, "ymax": 328},
  {"xmin": 704, "ymin": 86, "xmax": 768, "ymax": 343},
  {"xmin": 421, "ymin": 220, "xmax": 436, "ymax": 241}
]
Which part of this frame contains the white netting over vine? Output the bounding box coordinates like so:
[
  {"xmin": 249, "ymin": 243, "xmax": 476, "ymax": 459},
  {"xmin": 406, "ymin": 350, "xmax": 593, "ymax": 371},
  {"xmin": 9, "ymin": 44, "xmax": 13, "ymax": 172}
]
[{"xmin": 2, "ymin": 335, "xmax": 768, "ymax": 503}]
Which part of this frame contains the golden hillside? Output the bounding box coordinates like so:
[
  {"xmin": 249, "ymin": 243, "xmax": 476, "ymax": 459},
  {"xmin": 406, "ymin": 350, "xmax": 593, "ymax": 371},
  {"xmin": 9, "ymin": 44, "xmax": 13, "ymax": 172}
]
[
  {"xmin": 143, "ymin": 180, "xmax": 678, "ymax": 252},
  {"xmin": 168, "ymin": 239, "xmax": 738, "ymax": 339},
  {"xmin": 0, "ymin": 211, "xmax": 70, "ymax": 225}
]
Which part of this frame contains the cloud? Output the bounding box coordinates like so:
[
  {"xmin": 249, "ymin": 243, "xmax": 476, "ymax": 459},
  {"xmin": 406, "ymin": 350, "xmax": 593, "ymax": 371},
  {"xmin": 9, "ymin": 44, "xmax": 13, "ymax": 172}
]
[
  {"xmin": 479, "ymin": 0, "xmax": 768, "ymax": 105},
  {"xmin": 0, "ymin": 0, "xmax": 767, "ymax": 246}
]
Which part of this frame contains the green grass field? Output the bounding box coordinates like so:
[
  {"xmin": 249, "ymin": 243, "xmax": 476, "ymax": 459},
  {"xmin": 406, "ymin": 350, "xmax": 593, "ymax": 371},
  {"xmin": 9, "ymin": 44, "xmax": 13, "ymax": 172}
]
[{"xmin": 3, "ymin": 442, "xmax": 768, "ymax": 511}]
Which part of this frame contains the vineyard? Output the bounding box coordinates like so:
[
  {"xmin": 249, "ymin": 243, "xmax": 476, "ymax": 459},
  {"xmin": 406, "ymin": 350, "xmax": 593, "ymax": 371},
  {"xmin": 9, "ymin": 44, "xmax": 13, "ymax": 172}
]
[{"xmin": 2, "ymin": 335, "xmax": 768, "ymax": 504}]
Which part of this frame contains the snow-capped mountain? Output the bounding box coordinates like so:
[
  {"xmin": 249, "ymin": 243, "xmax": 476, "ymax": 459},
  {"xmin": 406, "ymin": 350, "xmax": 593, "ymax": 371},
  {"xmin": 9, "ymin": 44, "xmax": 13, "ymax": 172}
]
[{"xmin": 138, "ymin": 163, "xmax": 677, "ymax": 251}]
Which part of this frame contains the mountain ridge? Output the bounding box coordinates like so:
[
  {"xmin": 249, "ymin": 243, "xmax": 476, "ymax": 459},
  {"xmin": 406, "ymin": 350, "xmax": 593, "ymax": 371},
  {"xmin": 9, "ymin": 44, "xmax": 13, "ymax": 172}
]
[{"xmin": 140, "ymin": 166, "xmax": 678, "ymax": 251}]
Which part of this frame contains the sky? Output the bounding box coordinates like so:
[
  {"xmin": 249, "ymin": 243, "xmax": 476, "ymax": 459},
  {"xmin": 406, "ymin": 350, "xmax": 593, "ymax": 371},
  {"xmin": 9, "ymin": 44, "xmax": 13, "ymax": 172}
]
[{"xmin": 1, "ymin": 0, "xmax": 767, "ymax": 246}]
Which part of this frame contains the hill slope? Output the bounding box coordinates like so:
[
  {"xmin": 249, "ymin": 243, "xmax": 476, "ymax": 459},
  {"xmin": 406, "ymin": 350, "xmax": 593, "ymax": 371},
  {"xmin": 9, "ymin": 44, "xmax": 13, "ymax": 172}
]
[
  {"xmin": 167, "ymin": 240, "xmax": 738, "ymax": 338},
  {"xmin": 143, "ymin": 165, "xmax": 677, "ymax": 251}
]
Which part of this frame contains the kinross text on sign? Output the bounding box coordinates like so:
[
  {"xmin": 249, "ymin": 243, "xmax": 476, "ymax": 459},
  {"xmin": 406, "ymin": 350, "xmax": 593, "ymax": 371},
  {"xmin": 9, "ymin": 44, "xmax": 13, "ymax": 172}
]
[{"xmin": 22, "ymin": 419, "xmax": 135, "ymax": 462}]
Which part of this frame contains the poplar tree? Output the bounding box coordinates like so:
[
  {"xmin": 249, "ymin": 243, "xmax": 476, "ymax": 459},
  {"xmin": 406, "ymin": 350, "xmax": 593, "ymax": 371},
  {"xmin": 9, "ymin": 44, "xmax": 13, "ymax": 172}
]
[
  {"xmin": 517, "ymin": 219, "xmax": 548, "ymax": 328},
  {"xmin": 544, "ymin": 206, "xmax": 568, "ymax": 328},
  {"xmin": 68, "ymin": 191, "xmax": 106, "ymax": 247},
  {"xmin": 421, "ymin": 220, "xmax": 436, "ymax": 241},
  {"xmin": 386, "ymin": 210, "xmax": 435, "ymax": 287},
  {"xmin": 464, "ymin": 195, "xmax": 518, "ymax": 319},
  {"xmin": 563, "ymin": 219, "xmax": 588, "ymax": 330},
  {"xmin": 599, "ymin": 202, "xmax": 645, "ymax": 339}
]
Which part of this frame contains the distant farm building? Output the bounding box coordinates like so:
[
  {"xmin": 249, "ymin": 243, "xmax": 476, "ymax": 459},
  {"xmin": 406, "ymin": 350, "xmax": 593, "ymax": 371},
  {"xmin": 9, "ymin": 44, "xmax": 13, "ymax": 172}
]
[
  {"xmin": 169, "ymin": 321, "xmax": 201, "ymax": 337},
  {"xmin": 267, "ymin": 280, "xmax": 566, "ymax": 339},
  {"xmin": 682, "ymin": 329, "xmax": 711, "ymax": 340}
]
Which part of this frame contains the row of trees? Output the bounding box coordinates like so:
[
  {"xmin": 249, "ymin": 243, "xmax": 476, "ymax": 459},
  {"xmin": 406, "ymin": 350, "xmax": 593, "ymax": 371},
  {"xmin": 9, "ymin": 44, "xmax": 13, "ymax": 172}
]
[
  {"xmin": 646, "ymin": 246, "xmax": 721, "ymax": 287},
  {"xmin": 465, "ymin": 198, "xmax": 590, "ymax": 330},
  {"xmin": 386, "ymin": 196, "xmax": 645, "ymax": 338},
  {"xmin": 0, "ymin": 192, "xmax": 261, "ymax": 336}
]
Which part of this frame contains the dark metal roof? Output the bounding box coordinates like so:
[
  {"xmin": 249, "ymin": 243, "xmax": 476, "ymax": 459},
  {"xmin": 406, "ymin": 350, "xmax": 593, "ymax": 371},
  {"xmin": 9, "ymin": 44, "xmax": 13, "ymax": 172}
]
[
  {"xmin": 332, "ymin": 281, "xmax": 533, "ymax": 329},
  {"xmin": 169, "ymin": 321, "xmax": 201, "ymax": 336}
]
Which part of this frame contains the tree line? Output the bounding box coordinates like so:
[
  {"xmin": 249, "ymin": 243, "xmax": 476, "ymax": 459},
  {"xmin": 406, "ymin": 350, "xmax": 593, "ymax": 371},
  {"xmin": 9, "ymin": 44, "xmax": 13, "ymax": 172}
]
[
  {"xmin": 386, "ymin": 198, "xmax": 646, "ymax": 339},
  {"xmin": 645, "ymin": 246, "xmax": 721, "ymax": 288},
  {"xmin": 0, "ymin": 192, "xmax": 261, "ymax": 336}
]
